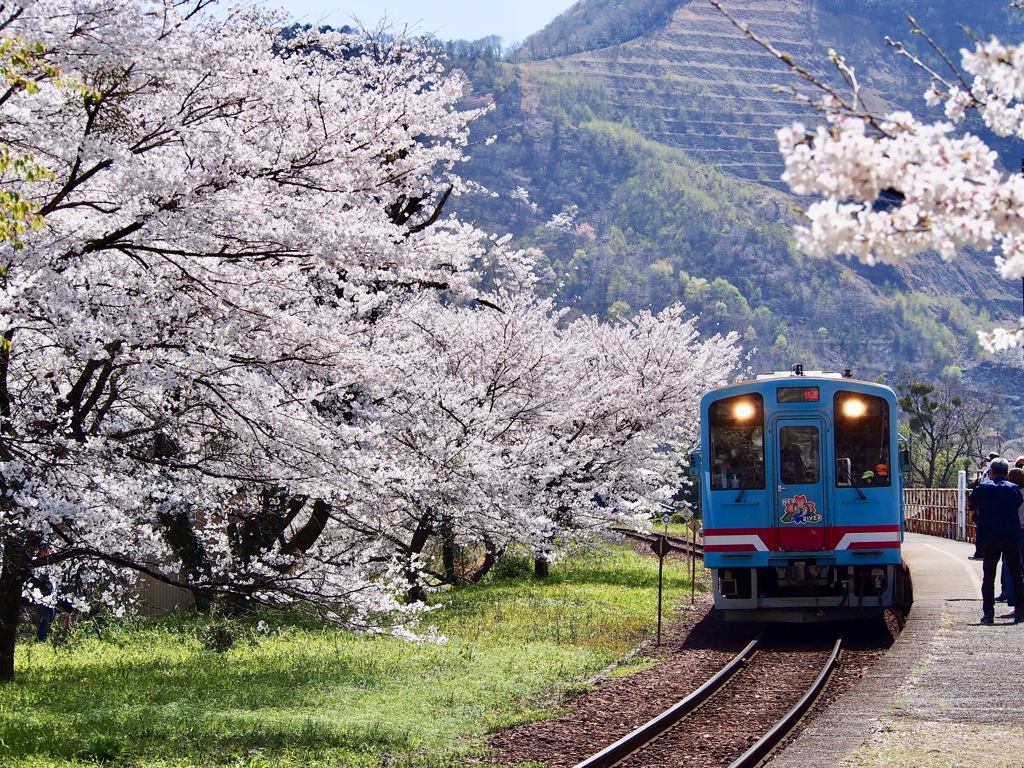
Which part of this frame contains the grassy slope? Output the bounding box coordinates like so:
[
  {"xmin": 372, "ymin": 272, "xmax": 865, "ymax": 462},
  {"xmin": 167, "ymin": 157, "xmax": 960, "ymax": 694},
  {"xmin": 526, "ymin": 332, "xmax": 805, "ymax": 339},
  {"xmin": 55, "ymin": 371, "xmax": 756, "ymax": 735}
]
[{"xmin": 2, "ymin": 544, "xmax": 705, "ymax": 768}]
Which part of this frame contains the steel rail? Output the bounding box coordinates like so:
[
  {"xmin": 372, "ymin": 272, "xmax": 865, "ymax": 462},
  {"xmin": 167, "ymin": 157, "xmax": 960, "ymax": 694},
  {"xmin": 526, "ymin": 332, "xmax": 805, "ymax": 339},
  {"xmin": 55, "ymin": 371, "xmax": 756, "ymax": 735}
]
[
  {"xmin": 726, "ymin": 634, "xmax": 844, "ymax": 768},
  {"xmin": 610, "ymin": 527, "xmax": 704, "ymax": 558},
  {"xmin": 666, "ymin": 534, "xmax": 704, "ymax": 557},
  {"xmin": 570, "ymin": 634, "xmax": 761, "ymax": 768}
]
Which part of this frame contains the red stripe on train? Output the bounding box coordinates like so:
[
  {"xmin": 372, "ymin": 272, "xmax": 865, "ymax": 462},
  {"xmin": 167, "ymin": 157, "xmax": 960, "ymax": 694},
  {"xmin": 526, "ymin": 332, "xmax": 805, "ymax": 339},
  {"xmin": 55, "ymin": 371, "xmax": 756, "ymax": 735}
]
[{"xmin": 703, "ymin": 525, "xmax": 901, "ymax": 552}]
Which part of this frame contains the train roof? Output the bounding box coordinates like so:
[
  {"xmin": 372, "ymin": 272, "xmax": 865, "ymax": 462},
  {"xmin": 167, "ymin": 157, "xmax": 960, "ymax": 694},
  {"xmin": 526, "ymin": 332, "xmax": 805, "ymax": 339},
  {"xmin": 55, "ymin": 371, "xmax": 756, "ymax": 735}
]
[
  {"xmin": 753, "ymin": 369, "xmax": 846, "ymax": 381},
  {"xmin": 702, "ymin": 367, "xmax": 895, "ymax": 400}
]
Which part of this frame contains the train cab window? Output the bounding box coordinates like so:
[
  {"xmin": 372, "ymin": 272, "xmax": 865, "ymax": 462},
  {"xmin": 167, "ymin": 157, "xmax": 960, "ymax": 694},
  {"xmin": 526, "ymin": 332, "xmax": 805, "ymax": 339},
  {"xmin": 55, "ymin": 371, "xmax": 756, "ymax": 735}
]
[
  {"xmin": 833, "ymin": 392, "xmax": 891, "ymax": 487},
  {"xmin": 779, "ymin": 426, "xmax": 819, "ymax": 484},
  {"xmin": 708, "ymin": 394, "xmax": 765, "ymax": 491}
]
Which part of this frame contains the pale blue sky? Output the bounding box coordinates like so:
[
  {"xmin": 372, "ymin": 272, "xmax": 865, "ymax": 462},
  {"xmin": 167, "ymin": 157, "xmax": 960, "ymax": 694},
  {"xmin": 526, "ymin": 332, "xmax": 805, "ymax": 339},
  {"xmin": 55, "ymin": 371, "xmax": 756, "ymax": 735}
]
[{"xmin": 264, "ymin": 0, "xmax": 579, "ymax": 44}]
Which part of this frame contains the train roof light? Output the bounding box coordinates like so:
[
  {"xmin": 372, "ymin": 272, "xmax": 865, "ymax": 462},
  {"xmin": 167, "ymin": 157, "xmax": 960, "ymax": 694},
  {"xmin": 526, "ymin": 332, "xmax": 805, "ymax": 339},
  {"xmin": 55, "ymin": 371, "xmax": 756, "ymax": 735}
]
[{"xmin": 754, "ymin": 370, "xmax": 843, "ymax": 380}]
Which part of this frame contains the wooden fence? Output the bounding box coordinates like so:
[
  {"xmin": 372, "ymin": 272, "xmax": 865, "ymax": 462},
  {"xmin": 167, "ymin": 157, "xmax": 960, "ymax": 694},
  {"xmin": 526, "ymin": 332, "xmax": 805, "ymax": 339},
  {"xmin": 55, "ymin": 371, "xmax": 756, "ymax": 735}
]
[
  {"xmin": 903, "ymin": 486, "xmax": 973, "ymax": 542},
  {"xmin": 135, "ymin": 574, "xmax": 195, "ymax": 616}
]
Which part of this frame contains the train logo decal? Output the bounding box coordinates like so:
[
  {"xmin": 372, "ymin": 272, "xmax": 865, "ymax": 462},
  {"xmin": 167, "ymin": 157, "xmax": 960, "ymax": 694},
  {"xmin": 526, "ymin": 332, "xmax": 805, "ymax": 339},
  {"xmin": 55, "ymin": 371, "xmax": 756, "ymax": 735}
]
[{"xmin": 780, "ymin": 495, "xmax": 821, "ymax": 525}]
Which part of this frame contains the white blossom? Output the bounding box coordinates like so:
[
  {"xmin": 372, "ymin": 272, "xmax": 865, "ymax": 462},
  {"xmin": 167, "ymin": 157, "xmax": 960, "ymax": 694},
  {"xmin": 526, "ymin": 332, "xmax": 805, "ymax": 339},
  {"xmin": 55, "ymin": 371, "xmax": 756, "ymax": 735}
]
[{"xmin": 772, "ymin": 23, "xmax": 1024, "ymax": 344}]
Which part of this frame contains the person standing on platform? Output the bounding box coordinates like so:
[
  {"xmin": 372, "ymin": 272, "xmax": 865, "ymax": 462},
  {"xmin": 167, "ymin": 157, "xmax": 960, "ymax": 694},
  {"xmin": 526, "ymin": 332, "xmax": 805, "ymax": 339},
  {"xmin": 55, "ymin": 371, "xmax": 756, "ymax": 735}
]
[
  {"xmin": 969, "ymin": 454, "xmax": 995, "ymax": 559},
  {"xmin": 969, "ymin": 457, "xmax": 1024, "ymax": 624},
  {"xmin": 1005, "ymin": 466, "xmax": 1024, "ymax": 610}
]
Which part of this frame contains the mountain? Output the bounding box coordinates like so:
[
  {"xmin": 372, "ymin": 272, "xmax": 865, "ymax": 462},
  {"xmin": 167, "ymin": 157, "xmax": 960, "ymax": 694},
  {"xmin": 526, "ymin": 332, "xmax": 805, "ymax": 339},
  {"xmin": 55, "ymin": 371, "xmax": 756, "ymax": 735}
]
[{"xmin": 444, "ymin": 0, "xmax": 1024, "ymax": 418}]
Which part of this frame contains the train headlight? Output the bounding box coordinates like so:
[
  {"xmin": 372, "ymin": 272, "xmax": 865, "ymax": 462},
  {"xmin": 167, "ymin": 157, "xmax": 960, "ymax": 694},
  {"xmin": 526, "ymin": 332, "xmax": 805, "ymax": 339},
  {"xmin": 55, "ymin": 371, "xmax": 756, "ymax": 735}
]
[
  {"xmin": 734, "ymin": 401, "xmax": 755, "ymax": 420},
  {"xmin": 842, "ymin": 398, "xmax": 866, "ymax": 418}
]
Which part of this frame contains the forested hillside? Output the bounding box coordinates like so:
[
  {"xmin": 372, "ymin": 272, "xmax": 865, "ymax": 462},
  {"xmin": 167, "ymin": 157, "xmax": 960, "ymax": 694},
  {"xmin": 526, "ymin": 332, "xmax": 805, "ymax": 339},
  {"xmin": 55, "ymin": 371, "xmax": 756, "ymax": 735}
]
[{"xmin": 445, "ymin": 0, "xmax": 1024, "ymax": 406}]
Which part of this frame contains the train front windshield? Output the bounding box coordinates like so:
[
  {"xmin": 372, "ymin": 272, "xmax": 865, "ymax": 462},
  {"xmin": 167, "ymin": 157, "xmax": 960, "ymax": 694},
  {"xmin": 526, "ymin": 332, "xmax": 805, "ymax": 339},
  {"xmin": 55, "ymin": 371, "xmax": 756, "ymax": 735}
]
[
  {"xmin": 708, "ymin": 394, "xmax": 765, "ymax": 490},
  {"xmin": 833, "ymin": 391, "xmax": 891, "ymax": 486},
  {"xmin": 707, "ymin": 388, "xmax": 891, "ymax": 490}
]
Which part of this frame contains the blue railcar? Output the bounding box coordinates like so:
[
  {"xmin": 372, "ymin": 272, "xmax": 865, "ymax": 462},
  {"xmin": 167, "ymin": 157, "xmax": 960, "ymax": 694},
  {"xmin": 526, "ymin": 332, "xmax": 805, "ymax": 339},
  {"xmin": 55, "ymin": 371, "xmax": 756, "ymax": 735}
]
[{"xmin": 696, "ymin": 367, "xmax": 913, "ymax": 621}]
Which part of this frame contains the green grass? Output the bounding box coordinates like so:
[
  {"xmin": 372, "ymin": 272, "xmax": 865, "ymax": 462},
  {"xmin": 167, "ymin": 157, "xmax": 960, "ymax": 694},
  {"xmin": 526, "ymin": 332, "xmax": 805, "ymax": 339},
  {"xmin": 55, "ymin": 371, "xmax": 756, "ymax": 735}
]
[
  {"xmin": 1, "ymin": 544, "xmax": 705, "ymax": 768},
  {"xmin": 648, "ymin": 521, "xmax": 702, "ymax": 540}
]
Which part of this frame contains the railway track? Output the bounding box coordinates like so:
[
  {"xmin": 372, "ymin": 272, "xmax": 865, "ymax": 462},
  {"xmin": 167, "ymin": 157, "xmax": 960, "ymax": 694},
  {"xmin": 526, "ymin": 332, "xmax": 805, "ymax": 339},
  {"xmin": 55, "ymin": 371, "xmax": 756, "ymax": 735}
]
[
  {"xmin": 611, "ymin": 527, "xmax": 704, "ymax": 558},
  {"xmin": 571, "ymin": 633, "xmax": 842, "ymax": 768}
]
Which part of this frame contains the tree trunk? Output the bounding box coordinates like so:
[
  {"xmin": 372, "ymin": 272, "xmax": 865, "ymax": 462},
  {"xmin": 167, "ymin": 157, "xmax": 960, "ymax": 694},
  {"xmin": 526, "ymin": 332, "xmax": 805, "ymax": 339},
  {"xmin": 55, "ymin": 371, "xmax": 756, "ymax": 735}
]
[
  {"xmin": 0, "ymin": 534, "xmax": 37, "ymax": 682},
  {"xmin": 0, "ymin": 573, "xmax": 22, "ymax": 682},
  {"xmin": 403, "ymin": 513, "xmax": 434, "ymax": 602},
  {"xmin": 157, "ymin": 510, "xmax": 213, "ymax": 613},
  {"xmin": 405, "ymin": 582, "xmax": 426, "ymax": 603},
  {"xmin": 280, "ymin": 498, "xmax": 330, "ymax": 556},
  {"xmin": 463, "ymin": 539, "xmax": 503, "ymax": 584},
  {"xmin": 534, "ymin": 556, "xmax": 550, "ymax": 578},
  {"xmin": 440, "ymin": 521, "xmax": 458, "ymax": 583}
]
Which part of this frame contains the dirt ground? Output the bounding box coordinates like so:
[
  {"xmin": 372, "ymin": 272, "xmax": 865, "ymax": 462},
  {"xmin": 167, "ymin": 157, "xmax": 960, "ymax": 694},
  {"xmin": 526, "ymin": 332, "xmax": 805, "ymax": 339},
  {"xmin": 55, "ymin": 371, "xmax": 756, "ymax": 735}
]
[{"xmin": 484, "ymin": 589, "xmax": 900, "ymax": 767}]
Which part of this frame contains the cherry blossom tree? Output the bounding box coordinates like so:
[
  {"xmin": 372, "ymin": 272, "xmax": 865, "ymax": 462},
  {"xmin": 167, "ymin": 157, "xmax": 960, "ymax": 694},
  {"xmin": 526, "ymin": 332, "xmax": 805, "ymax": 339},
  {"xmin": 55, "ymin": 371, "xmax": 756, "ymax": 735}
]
[
  {"xmin": 710, "ymin": 1, "xmax": 1024, "ymax": 352},
  {"xmin": 0, "ymin": 0, "xmax": 742, "ymax": 683},
  {"xmin": 0, "ymin": 0, "xmax": 491, "ymax": 681},
  {"xmin": 336, "ymin": 289, "xmax": 739, "ymax": 598}
]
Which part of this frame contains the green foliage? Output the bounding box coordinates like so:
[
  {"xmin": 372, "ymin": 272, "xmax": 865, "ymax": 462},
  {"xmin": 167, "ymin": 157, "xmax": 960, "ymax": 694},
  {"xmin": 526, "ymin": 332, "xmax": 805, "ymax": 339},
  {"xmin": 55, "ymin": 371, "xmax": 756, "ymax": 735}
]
[
  {"xmin": 529, "ymin": 119, "xmax": 786, "ymax": 332},
  {"xmin": 890, "ymin": 292, "xmax": 986, "ymax": 368},
  {"xmin": 201, "ymin": 618, "xmax": 239, "ymax": 652},
  {"xmin": 0, "ymin": 35, "xmax": 64, "ymax": 93},
  {"xmin": 4, "ymin": 545, "xmax": 705, "ymax": 768},
  {"xmin": 510, "ymin": 0, "xmax": 683, "ymax": 60},
  {"xmin": 487, "ymin": 551, "xmax": 534, "ymax": 580},
  {"xmin": 896, "ymin": 373, "xmax": 995, "ymax": 487},
  {"xmin": 439, "ymin": 36, "xmax": 508, "ymax": 93},
  {"xmin": 0, "ymin": 35, "xmax": 95, "ymax": 248},
  {"xmin": 79, "ymin": 733, "xmax": 125, "ymax": 764},
  {"xmin": 0, "ymin": 137, "xmax": 52, "ymax": 249}
]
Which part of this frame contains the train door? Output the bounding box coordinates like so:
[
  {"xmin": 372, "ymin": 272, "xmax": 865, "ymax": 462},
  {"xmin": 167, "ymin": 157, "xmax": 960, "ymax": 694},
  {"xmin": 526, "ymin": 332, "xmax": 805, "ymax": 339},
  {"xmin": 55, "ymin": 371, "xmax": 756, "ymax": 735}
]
[{"xmin": 773, "ymin": 418, "xmax": 826, "ymax": 551}]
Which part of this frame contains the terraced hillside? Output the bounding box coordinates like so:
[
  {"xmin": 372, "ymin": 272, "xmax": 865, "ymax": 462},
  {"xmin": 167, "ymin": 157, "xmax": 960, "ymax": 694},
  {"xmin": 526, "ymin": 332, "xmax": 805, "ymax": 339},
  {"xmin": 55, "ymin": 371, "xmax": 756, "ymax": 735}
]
[
  {"xmin": 518, "ymin": 0, "xmax": 920, "ymax": 186},
  {"xmin": 452, "ymin": 0, "xmax": 1024, "ymax": 404}
]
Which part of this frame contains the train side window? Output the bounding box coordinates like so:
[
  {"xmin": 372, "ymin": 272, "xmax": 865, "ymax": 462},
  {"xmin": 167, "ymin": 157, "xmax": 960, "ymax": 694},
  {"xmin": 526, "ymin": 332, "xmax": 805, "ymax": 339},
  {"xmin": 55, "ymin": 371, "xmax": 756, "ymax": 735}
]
[
  {"xmin": 707, "ymin": 394, "xmax": 765, "ymax": 491},
  {"xmin": 833, "ymin": 392, "xmax": 891, "ymax": 487}
]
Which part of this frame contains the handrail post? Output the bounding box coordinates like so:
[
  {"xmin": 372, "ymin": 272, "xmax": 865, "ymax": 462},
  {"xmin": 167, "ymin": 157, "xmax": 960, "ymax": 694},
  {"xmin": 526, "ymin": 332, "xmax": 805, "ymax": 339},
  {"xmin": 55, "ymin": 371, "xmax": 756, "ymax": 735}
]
[{"xmin": 957, "ymin": 470, "xmax": 967, "ymax": 542}]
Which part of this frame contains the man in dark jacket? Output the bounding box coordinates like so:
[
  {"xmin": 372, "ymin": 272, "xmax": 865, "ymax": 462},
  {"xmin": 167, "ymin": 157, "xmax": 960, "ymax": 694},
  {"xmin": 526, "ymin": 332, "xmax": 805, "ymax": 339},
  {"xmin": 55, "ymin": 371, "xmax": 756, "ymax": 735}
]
[
  {"xmin": 969, "ymin": 453, "xmax": 1000, "ymax": 559},
  {"xmin": 969, "ymin": 457, "xmax": 1024, "ymax": 624}
]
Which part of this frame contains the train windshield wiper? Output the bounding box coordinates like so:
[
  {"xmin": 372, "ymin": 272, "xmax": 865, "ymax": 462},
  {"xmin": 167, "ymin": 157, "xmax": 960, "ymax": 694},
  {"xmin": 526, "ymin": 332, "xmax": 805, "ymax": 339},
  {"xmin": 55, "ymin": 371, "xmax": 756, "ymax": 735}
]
[
  {"xmin": 734, "ymin": 467, "xmax": 758, "ymax": 502},
  {"xmin": 839, "ymin": 463, "xmax": 868, "ymax": 500}
]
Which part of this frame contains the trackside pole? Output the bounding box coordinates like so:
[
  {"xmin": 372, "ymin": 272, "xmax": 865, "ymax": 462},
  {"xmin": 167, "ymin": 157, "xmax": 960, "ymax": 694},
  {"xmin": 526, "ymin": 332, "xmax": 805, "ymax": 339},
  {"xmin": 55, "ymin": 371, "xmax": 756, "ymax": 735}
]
[
  {"xmin": 657, "ymin": 553, "xmax": 664, "ymax": 646},
  {"xmin": 691, "ymin": 520, "xmax": 697, "ymax": 604},
  {"xmin": 682, "ymin": 508, "xmax": 697, "ymax": 604},
  {"xmin": 651, "ymin": 534, "xmax": 670, "ymax": 646}
]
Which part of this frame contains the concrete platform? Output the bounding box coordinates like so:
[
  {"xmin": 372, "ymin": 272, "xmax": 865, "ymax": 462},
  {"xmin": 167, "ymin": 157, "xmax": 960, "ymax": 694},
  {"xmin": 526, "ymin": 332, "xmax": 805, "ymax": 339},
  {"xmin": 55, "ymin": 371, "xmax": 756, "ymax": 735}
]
[{"xmin": 770, "ymin": 532, "xmax": 1024, "ymax": 768}]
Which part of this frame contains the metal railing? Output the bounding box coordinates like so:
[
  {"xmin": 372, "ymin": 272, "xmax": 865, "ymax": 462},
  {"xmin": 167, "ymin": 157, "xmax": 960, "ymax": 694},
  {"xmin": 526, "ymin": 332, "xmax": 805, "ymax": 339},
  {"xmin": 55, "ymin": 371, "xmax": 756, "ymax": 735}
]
[{"xmin": 903, "ymin": 471, "xmax": 972, "ymax": 542}]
